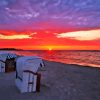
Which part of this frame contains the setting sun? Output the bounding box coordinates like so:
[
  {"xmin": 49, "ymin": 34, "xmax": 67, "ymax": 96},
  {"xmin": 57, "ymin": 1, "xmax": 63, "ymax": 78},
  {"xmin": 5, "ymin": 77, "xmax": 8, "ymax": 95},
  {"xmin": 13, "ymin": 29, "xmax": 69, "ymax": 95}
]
[{"xmin": 49, "ymin": 48, "xmax": 52, "ymax": 51}]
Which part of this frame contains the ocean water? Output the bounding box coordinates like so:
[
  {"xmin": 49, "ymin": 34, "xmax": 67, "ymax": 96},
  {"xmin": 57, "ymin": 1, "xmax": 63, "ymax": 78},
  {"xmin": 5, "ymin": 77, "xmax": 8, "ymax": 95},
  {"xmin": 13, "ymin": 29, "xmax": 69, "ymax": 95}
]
[{"xmin": 2, "ymin": 50, "xmax": 100, "ymax": 68}]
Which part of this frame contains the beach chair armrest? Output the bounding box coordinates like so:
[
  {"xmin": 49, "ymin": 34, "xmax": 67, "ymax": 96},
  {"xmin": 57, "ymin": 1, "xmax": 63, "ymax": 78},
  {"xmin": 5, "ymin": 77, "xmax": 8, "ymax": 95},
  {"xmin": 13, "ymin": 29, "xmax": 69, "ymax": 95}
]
[{"xmin": 23, "ymin": 70, "xmax": 38, "ymax": 75}]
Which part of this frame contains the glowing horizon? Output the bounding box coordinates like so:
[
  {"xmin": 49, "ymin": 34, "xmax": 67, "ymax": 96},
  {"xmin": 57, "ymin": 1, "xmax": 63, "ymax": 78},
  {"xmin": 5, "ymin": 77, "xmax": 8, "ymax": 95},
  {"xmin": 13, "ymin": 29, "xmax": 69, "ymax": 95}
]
[
  {"xmin": 0, "ymin": 29, "xmax": 100, "ymax": 50},
  {"xmin": 0, "ymin": 45, "xmax": 99, "ymax": 50}
]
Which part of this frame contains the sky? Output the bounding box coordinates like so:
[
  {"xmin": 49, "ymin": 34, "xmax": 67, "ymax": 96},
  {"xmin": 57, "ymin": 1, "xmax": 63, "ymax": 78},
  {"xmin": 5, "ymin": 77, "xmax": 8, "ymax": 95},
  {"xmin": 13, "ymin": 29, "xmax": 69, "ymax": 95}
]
[{"xmin": 0, "ymin": 0, "xmax": 100, "ymax": 50}]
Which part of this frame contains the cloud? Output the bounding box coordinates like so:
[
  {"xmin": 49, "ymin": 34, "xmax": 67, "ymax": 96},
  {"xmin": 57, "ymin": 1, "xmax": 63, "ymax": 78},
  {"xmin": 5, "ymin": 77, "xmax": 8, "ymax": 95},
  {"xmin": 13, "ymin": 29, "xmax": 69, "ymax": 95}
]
[
  {"xmin": 57, "ymin": 29, "xmax": 100, "ymax": 41},
  {"xmin": 0, "ymin": 34, "xmax": 32, "ymax": 39},
  {"xmin": 0, "ymin": 0, "xmax": 100, "ymax": 30}
]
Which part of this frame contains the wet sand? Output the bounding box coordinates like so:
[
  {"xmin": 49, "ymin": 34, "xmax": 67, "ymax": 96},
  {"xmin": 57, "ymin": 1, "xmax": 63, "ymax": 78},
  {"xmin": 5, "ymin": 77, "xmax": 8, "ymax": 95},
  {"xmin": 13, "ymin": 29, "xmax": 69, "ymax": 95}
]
[{"xmin": 0, "ymin": 60, "xmax": 100, "ymax": 100}]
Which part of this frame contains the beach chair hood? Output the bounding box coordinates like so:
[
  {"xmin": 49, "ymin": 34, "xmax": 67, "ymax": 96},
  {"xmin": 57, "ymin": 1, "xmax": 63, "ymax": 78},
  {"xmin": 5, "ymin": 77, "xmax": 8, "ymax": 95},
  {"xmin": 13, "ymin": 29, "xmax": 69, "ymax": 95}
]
[
  {"xmin": 16, "ymin": 56, "xmax": 44, "ymax": 74},
  {"xmin": 0, "ymin": 52, "xmax": 17, "ymax": 62}
]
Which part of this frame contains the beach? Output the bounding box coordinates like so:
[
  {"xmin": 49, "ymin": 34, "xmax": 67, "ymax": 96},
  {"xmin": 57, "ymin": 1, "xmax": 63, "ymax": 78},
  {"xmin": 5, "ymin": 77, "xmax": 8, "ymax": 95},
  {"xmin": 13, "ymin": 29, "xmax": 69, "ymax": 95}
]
[{"xmin": 0, "ymin": 60, "xmax": 100, "ymax": 100}]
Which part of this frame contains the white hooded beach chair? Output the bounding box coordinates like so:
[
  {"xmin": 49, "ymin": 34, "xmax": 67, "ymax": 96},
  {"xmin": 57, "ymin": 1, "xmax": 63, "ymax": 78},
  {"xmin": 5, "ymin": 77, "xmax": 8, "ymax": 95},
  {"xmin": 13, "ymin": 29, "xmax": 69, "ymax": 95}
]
[
  {"xmin": 0, "ymin": 52, "xmax": 17, "ymax": 72},
  {"xmin": 15, "ymin": 56, "xmax": 45, "ymax": 93}
]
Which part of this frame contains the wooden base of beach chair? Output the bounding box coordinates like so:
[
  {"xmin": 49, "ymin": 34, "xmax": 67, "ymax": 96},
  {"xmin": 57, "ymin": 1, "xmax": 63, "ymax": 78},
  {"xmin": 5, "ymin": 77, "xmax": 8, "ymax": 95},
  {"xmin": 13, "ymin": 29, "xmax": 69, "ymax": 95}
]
[{"xmin": 36, "ymin": 73, "xmax": 41, "ymax": 92}]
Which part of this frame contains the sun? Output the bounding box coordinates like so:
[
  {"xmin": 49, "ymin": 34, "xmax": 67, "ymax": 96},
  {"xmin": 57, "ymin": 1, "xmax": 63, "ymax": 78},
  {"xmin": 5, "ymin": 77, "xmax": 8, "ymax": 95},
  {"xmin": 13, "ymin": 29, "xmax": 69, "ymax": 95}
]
[
  {"xmin": 49, "ymin": 48, "xmax": 52, "ymax": 51},
  {"xmin": 43, "ymin": 45, "xmax": 54, "ymax": 50}
]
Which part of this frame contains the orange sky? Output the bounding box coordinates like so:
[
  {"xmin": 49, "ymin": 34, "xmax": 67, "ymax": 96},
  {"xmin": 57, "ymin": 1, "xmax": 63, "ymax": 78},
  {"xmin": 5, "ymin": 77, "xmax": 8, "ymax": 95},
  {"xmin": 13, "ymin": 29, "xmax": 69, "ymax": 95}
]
[{"xmin": 0, "ymin": 28, "xmax": 100, "ymax": 50}]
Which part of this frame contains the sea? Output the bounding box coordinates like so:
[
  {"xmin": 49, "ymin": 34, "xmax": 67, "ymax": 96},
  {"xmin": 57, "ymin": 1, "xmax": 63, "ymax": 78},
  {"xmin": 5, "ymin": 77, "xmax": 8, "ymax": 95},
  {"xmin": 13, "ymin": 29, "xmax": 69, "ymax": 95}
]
[{"xmin": 1, "ymin": 50, "xmax": 100, "ymax": 68}]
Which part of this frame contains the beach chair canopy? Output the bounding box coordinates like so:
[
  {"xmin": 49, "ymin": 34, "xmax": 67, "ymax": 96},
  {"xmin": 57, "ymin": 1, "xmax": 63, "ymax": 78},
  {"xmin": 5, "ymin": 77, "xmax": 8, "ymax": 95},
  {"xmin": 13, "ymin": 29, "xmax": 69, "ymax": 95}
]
[
  {"xmin": 0, "ymin": 52, "xmax": 17, "ymax": 62},
  {"xmin": 16, "ymin": 56, "xmax": 44, "ymax": 78}
]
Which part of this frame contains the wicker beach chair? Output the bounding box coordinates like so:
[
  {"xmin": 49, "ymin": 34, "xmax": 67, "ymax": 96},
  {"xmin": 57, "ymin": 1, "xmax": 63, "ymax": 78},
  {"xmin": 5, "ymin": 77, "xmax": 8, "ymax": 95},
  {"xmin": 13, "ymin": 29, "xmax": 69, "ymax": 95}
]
[
  {"xmin": 15, "ymin": 56, "xmax": 44, "ymax": 93},
  {"xmin": 0, "ymin": 52, "xmax": 17, "ymax": 72}
]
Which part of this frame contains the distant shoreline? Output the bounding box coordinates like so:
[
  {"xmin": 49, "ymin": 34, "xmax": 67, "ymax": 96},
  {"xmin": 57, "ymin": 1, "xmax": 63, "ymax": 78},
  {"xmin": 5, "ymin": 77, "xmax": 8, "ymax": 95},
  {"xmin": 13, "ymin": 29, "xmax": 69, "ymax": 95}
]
[
  {"xmin": 0, "ymin": 48, "xmax": 23, "ymax": 51},
  {"xmin": 0, "ymin": 48, "xmax": 100, "ymax": 51}
]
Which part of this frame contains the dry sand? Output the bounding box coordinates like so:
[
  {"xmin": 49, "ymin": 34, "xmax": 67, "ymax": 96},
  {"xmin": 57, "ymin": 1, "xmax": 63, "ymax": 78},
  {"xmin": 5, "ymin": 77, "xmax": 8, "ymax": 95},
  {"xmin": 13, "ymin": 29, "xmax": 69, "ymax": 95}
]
[{"xmin": 0, "ymin": 60, "xmax": 100, "ymax": 100}]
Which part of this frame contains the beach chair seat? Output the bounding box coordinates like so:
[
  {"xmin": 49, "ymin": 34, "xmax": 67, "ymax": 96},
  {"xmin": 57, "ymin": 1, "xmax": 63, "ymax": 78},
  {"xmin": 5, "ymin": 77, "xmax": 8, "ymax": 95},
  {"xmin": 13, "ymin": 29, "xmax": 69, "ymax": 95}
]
[{"xmin": 16, "ymin": 70, "xmax": 41, "ymax": 93}]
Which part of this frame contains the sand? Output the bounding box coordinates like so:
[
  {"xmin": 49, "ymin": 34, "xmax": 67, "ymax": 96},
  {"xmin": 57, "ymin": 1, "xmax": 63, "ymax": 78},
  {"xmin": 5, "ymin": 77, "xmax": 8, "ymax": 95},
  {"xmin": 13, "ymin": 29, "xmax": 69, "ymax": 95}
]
[{"xmin": 0, "ymin": 60, "xmax": 100, "ymax": 100}]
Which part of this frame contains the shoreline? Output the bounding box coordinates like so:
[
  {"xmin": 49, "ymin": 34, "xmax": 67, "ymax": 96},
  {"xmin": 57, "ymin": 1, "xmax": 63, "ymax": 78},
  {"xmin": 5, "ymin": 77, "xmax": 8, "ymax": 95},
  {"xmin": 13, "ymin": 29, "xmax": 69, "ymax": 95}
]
[
  {"xmin": 44, "ymin": 59, "xmax": 100, "ymax": 69},
  {"xmin": 0, "ymin": 60, "xmax": 100, "ymax": 100}
]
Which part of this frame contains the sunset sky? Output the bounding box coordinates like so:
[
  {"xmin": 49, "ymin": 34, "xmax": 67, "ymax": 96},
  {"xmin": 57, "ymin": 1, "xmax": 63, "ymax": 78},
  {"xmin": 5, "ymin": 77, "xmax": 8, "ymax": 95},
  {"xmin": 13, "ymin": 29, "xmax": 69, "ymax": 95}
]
[{"xmin": 0, "ymin": 0, "xmax": 100, "ymax": 50}]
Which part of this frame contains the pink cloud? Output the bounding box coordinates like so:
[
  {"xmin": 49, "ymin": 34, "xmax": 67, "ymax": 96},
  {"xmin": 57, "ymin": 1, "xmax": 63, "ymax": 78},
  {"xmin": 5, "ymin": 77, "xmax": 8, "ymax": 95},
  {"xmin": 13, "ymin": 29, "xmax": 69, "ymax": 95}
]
[{"xmin": 57, "ymin": 29, "xmax": 100, "ymax": 41}]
